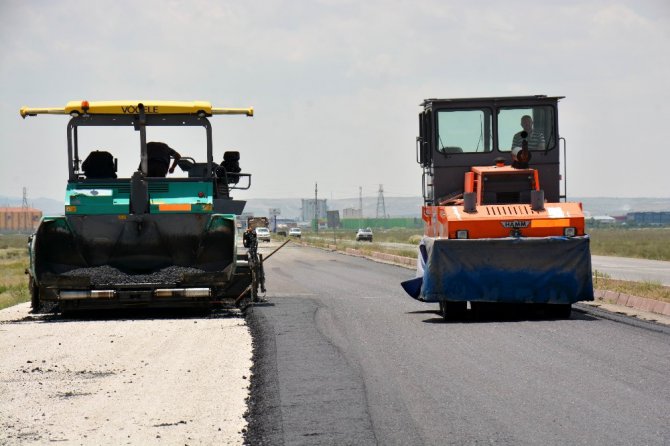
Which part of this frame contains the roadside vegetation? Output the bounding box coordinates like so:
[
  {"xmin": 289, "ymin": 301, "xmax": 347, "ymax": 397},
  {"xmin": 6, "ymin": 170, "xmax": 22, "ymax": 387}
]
[
  {"xmin": 588, "ymin": 227, "xmax": 670, "ymax": 261},
  {"xmin": 593, "ymin": 271, "xmax": 670, "ymax": 303},
  {"xmin": 0, "ymin": 234, "xmax": 30, "ymax": 310}
]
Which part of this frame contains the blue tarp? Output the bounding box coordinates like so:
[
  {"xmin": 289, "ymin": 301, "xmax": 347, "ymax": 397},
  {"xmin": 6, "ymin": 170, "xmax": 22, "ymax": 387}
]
[{"xmin": 402, "ymin": 236, "xmax": 594, "ymax": 304}]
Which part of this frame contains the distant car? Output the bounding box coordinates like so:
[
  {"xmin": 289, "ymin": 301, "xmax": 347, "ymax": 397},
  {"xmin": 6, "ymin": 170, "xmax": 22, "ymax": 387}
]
[
  {"xmin": 289, "ymin": 228, "xmax": 302, "ymax": 238},
  {"xmin": 355, "ymin": 228, "xmax": 373, "ymax": 242},
  {"xmin": 255, "ymin": 227, "xmax": 271, "ymax": 242}
]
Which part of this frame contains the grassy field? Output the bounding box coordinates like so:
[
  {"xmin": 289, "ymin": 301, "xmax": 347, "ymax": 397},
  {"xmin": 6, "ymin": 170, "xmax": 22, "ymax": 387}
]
[
  {"xmin": 588, "ymin": 228, "xmax": 670, "ymax": 261},
  {"xmin": 0, "ymin": 234, "xmax": 30, "ymax": 310}
]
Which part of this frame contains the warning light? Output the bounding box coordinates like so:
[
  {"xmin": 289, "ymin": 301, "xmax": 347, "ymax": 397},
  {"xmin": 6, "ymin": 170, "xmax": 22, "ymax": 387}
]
[{"xmin": 81, "ymin": 100, "xmax": 90, "ymax": 111}]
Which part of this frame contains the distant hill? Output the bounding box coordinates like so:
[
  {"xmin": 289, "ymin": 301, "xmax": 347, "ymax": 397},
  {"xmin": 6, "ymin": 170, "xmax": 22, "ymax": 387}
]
[
  {"xmin": 2, "ymin": 194, "xmax": 668, "ymax": 220},
  {"xmin": 573, "ymin": 197, "xmax": 670, "ymax": 217}
]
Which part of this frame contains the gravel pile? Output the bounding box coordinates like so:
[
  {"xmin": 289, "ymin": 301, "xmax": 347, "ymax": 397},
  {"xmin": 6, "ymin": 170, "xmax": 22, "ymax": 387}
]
[{"xmin": 62, "ymin": 265, "xmax": 206, "ymax": 285}]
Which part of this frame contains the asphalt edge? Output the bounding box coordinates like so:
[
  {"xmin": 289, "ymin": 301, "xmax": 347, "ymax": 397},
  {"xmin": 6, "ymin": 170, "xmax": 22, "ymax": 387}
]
[{"xmin": 243, "ymin": 305, "xmax": 285, "ymax": 446}]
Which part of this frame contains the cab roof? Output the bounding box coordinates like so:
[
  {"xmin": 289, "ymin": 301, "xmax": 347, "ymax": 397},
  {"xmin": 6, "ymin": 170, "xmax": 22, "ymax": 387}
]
[
  {"xmin": 421, "ymin": 95, "xmax": 564, "ymax": 107},
  {"xmin": 20, "ymin": 100, "xmax": 253, "ymax": 118}
]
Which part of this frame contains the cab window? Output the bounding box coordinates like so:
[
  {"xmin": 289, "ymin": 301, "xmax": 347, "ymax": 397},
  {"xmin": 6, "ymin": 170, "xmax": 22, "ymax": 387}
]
[
  {"xmin": 498, "ymin": 106, "xmax": 556, "ymax": 152},
  {"xmin": 436, "ymin": 109, "xmax": 493, "ymax": 154}
]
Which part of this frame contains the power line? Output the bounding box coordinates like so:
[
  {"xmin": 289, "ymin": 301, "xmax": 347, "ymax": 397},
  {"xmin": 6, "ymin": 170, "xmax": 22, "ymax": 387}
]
[{"xmin": 376, "ymin": 184, "xmax": 387, "ymax": 219}]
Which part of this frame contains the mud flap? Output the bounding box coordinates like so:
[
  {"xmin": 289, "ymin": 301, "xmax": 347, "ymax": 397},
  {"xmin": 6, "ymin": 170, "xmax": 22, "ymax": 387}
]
[{"xmin": 405, "ymin": 236, "xmax": 593, "ymax": 304}]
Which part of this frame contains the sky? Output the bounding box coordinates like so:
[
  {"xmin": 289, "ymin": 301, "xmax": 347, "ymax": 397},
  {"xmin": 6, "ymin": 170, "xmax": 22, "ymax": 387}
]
[{"xmin": 1, "ymin": 0, "xmax": 669, "ymax": 203}]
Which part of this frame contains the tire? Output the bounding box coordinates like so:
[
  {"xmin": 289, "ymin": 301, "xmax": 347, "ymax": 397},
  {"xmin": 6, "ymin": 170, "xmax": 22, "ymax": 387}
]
[
  {"xmin": 29, "ymin": 278, "xmax": 40, "ymax": 313},
  {"xmin": 550, "ymin": 304, "xmax": 572, "ymax": 319},
  {"xmin": 439, "ymin": 301, "xmax": 467, "ymax": 321}
]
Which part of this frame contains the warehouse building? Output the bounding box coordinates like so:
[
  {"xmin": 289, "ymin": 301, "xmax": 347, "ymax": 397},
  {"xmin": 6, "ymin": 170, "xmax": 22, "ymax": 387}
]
[{"xmin": 0, "ymin": 207, "xmax": 42, "ymax": 232}]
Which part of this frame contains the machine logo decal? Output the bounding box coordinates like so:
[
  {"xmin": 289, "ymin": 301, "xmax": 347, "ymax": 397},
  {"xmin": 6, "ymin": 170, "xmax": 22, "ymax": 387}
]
[{"xmin": 501, "ymin": 220, "xmax": 531, "ymax": 228}]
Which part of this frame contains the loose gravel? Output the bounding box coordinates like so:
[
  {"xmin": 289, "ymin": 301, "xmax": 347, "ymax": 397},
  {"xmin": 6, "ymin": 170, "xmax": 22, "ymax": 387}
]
[
  {"xmin": 0, "ymin": 303, "xmax": 252, "ymax": 445},
  {"xmin": 62, "ymin": 265, "xmax": 207, "ymax": 285}
]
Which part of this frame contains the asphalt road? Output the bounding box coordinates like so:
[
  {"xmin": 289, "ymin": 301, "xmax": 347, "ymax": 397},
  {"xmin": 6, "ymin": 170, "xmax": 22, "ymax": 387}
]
[
  {"xmin": 247, "ymin": 242, "xmax": 670, "ymax": 446},
  {"xmin": 591, "ymin": 255, "xmax": 670, "ymax": 285}
]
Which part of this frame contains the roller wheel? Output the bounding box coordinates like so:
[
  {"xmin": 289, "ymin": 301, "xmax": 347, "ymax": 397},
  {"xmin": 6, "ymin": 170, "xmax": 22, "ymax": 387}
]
[
  {"xmin": 439, "ymin": 301, "xmax": 467, "ymax": 321},
  {"xmin": 551, "ymin": 304, "xmax": 572, "ymax": 319}
]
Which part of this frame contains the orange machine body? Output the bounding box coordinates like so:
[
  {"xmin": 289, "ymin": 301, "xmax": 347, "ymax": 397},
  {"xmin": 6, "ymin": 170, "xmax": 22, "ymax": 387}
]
[{"xmin": 423, "ymin": 165, "xmax": 585, "ymax": 239}]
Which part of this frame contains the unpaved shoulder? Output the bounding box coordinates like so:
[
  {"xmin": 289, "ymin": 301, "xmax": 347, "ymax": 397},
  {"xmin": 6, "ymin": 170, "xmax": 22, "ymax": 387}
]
[{"xmin": 0, "ymin": 303, "xmax": 251, "ymax": 445}]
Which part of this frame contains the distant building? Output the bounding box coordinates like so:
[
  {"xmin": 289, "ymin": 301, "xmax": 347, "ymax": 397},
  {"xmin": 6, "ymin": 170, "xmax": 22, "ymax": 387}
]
[
  {"xmin": 342, "ymin": 207, "xmax": 362, "ymax": 219},
  {"xmin": 0, "ymin": 207, "xmax": 42, "ymax": 232},
  {"xmin": 626, "ymin": 212, "xmax": 670, "ymax": 225},
  {"xmin": 301, "ymin": 199, "xmax": 327, "ymax": 222},
  {"xmin": 589, "ymin": 215, "xmax": 616, "ymax": 224}
]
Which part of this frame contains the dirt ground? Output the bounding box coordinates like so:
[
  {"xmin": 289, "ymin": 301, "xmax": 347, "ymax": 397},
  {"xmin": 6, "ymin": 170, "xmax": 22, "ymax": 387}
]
[{"xmin": 0, "ymin": 303, "xmax": 251, "ymax": 445}]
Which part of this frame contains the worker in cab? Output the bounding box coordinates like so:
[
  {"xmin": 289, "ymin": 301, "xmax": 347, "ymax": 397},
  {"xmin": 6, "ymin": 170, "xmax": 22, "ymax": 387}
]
[
  {"xmin": 511, "ymin": 115, "xmax": 545, "ymax": 150},
  {"xmin": 143, "ymin": 141, "xmax": 182, "ymax": 177}
]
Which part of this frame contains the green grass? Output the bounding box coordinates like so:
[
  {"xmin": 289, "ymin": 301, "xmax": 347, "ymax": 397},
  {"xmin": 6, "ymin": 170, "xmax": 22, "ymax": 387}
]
[
  {"xmin": 588, "ymin": 228, "xmax": 670, "ymax": 261},
  {"xmin": 0, "ymin": 238, "xmax": 30, "ymax": 310}
]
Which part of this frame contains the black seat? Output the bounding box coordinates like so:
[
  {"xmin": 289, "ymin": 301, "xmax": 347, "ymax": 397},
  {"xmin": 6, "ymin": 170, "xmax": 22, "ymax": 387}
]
[
  {"xmin": 218, "ymin": 151, "xmax": 241, "ymax": 184},
  {"xmin": 82, "ymin": 150, "xmax": 117, "ymax": 179}
]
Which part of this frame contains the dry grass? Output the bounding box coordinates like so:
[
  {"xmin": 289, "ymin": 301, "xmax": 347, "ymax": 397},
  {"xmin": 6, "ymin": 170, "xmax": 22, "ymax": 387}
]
[
  {"xmin": 0, "ymin": 245, "xmax": 30, "ymax": 310},
  {"xmin": 593, "ymin": 271, "xmax": 670, "ymax": 303}
]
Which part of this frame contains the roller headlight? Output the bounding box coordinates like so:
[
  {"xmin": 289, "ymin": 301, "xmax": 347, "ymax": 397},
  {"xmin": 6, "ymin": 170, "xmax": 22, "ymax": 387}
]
[{"xmin": 564, "ymin": 227, "xmax": 577, "ymax": 237}]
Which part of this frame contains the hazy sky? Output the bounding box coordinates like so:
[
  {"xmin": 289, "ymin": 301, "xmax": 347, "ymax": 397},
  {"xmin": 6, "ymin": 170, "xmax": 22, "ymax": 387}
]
[{"xmin": 1, "ymin": 0, "xmax": 669, "ymax": 202}]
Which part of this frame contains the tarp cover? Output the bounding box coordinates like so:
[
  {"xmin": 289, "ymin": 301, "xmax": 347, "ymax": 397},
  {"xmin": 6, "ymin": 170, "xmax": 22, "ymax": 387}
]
[{"xmin": 404, "ymin": 236, "xmax": 593, "ymax": 304}]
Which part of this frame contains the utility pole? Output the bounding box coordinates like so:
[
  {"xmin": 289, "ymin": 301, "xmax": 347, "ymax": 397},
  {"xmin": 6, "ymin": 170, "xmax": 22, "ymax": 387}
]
[
  {"xmin": 376, "ymin": 184, "xmax": 387, "ymax": 219},
  {"xmin": 314, "ymin": 182, "xmax": 318, "ymax": 234},
  {"xmin": 359, "ymin": 186, "xmax": 363, "ymax": 218}
]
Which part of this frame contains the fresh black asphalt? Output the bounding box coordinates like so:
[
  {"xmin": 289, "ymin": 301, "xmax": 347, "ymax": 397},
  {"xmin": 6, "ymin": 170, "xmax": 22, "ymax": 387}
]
[{"xmin": 245, "ymin": 243, "xmax": 670, "ymax": 445}]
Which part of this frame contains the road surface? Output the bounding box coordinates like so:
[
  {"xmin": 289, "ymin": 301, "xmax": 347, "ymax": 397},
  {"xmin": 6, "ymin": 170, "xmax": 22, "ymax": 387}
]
[
  {"xmin": 246, "ymin": 242, "xmax": 670, "ymax": 445},
  {"xmin": 591, "ymin": 255, "xmax": 670, "ymax": 285}
]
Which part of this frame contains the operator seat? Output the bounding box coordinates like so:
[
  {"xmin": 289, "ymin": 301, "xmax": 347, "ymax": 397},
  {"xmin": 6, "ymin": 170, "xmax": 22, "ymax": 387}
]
[{"xmin": 82, "ymin": 150, "xmax": 117, "ymax": 179}]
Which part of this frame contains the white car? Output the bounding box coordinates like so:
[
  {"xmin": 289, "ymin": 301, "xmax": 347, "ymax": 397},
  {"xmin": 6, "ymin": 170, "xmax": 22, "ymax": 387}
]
[
  {"xmin": 289, "ymin": 228, "xmax": 302, "ymax": 238},
  {"xmin": 255, "ymin": 227, "xmax": 271, "ymax": 242},
  {"xmin": 356, "ymin": 228, "xmax": 373, "ymax": 242}
]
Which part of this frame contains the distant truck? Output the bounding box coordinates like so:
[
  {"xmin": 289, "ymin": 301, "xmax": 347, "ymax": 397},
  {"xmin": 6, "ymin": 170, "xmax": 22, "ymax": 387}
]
[{"xmin": 247, "ymin": 217, "xmax": 269, "ymax": 230}]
